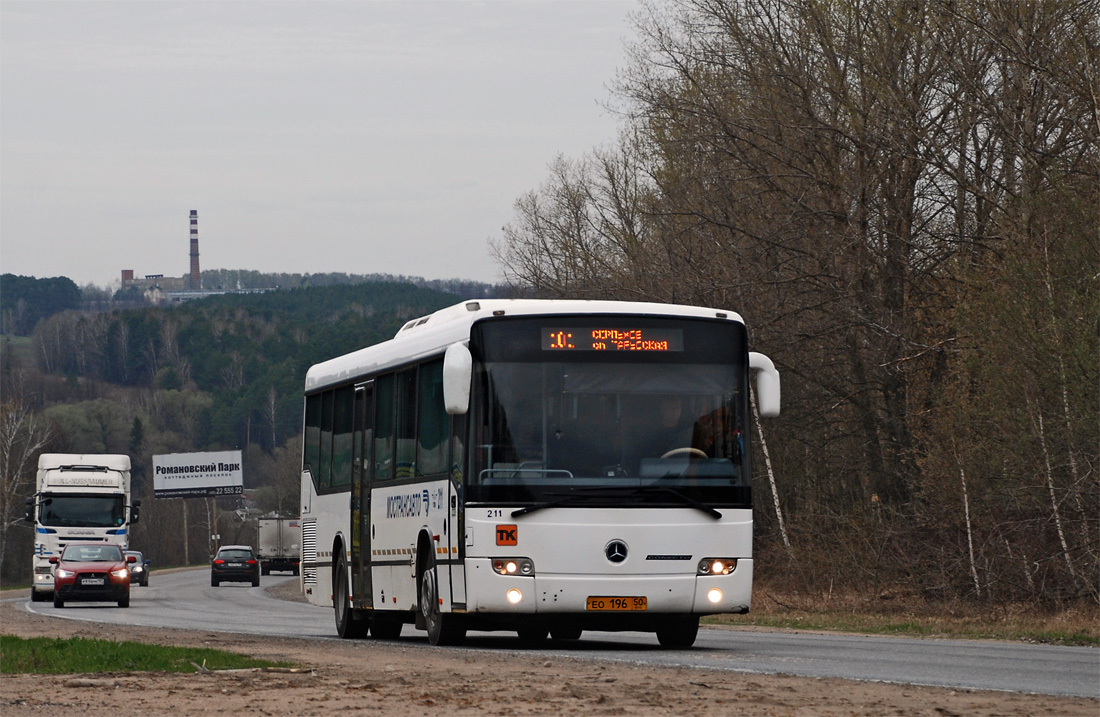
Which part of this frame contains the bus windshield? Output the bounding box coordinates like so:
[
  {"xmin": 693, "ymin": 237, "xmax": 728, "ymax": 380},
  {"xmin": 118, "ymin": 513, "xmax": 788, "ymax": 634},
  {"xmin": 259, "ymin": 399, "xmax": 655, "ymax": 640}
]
[
  {"xmin": 468, "ymin": 316, "xmax": 750, "ymax": 508},
  {"xmin": 38, "ymin": 494, "xmax": 126, "ymax": 528}
]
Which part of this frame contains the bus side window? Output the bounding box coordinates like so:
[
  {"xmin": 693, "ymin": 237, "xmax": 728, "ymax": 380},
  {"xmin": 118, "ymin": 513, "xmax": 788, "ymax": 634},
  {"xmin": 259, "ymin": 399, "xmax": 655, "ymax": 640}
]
[
  {"xmin": 374, "ymin": 374, "xmax": 395, "ymax": 481},
  {"xmin": 395, "ymin": 369, "xmax": 417, "ymax": 479},
  {"xmin": 319, "ymin": 390, "xmax": 334, "ymax": 491},
  {"xmin": 331, "ymin": 385, "xmax": 354, "ymax": 489},
  {"xmin": 417, "ymin": 360, "xmax": 448, "ymax": 476},
  {"xmin": 304, "ymin": 393, "xmax": 321, "ymax": 488}
]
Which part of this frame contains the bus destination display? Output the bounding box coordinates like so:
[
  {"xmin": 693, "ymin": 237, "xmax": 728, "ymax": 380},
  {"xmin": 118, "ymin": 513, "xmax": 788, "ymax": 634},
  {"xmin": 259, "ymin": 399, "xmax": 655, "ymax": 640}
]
[{"xmin": 543, "ymin": 327, "xmax": 684, "ymax": 352}]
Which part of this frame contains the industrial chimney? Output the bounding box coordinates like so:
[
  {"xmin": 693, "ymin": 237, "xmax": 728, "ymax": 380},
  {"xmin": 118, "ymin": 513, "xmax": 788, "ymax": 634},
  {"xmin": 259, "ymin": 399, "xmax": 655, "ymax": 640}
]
[{"xmin": 189, "ymin": 210, "xmax": 200, "ymax": 290}]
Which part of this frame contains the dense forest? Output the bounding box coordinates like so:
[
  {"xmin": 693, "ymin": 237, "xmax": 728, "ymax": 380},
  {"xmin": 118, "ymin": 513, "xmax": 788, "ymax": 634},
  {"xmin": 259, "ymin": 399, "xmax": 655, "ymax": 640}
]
[
  {"xmin": 494, "ymin": 1, "xmax": 1097, "ymax": 606},
  {"xmin": 0, "ymin": 275, "xmax": 82, "ymax": 336}
]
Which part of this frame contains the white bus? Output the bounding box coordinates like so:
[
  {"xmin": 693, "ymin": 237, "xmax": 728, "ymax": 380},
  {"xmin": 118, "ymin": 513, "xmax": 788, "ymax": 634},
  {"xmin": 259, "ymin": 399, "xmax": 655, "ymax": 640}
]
[
  {"xmin": 26, "ymin": 454, "xmax": 140, "ymax": 601},
  {"xmin": 299, "ymin": 299, "xmax": 779, "ymax": 647}
]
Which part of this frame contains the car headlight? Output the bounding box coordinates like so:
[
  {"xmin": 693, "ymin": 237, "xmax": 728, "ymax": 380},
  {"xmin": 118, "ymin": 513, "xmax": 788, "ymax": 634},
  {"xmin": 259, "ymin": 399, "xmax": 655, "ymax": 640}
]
[
  {"xmin": 697, "ymin": 558, "xmax": 737, "ymax": 576},
  {"xmin": 111, "ymin": 568, "xmax": 129, "ymax": 579},
  {"xmin": 55, "ymin": 568, "xmax": 75, "ymax": 579}
]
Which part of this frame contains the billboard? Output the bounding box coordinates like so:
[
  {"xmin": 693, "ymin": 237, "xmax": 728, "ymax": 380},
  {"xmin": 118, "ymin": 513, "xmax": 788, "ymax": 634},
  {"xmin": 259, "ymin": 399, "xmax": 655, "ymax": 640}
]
[{"xmin": 153, "ymin": 450, "xmax": 243, "ymax": 498}]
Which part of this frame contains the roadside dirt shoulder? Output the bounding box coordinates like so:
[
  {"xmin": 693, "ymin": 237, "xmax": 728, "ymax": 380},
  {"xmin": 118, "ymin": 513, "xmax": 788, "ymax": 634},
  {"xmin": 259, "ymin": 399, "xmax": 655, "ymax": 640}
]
[{"xmin": 1, "ymin": 587, "xmax": 1095, "ymax": 716}]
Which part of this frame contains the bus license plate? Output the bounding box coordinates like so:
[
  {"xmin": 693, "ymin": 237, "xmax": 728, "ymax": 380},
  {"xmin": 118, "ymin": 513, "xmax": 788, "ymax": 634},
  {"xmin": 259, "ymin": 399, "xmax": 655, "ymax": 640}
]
[{"xmin": 586, "ymin": 596, "xmax": 646, "ymax": 611}]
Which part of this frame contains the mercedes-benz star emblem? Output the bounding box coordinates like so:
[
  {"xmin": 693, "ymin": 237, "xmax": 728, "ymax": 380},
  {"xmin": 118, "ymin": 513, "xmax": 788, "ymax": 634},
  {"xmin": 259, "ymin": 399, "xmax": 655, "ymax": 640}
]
[{"xmin": 605, "ymin": 540, "xmax": 628, "ymax": 563}]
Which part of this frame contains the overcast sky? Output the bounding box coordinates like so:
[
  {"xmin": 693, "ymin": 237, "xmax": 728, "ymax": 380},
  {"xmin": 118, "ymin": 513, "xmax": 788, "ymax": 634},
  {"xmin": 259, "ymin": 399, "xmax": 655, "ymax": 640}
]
[{"xmin": 1, "ymin": 1, "xmax": 635, "ymax": 288}]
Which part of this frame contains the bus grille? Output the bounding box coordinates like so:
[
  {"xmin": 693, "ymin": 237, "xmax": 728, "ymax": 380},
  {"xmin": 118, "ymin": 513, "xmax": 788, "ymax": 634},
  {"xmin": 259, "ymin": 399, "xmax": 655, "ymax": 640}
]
[{"xmin": 301, "ymin": 519, "xmax": 317, "ymax": 585}]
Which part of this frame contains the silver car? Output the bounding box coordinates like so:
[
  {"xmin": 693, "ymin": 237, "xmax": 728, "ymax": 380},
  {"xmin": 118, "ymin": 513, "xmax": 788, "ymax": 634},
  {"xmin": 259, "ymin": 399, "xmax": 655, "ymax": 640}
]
[{"xmin": 125, "ymin": 550, "xmax": 150, "ymax": 586}]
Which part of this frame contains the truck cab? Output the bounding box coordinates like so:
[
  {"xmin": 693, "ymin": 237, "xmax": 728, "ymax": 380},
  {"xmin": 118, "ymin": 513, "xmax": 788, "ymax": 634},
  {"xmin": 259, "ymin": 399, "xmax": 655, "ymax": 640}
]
[{"xmin": 26, "ymin": 454, "xmax": 138, "ymax": 601}]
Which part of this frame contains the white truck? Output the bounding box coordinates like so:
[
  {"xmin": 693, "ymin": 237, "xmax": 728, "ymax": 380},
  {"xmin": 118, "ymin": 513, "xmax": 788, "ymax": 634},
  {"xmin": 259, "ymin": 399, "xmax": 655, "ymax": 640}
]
[
  {"xmin": 256, "ymin": 517, "xmax": 300, "ymax": 575},
  {"xmin": 26, "ymin": 454, "xmax": 140, "ymax": 601}
]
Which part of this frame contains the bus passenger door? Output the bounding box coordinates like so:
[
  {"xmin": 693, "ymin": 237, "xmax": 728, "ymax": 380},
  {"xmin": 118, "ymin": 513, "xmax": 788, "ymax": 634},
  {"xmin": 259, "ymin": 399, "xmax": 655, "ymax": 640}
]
[
  {"xmin": 351, "ymin": 381, "xmax": 374, "ymax": 608},
  {"xmin": 448, "ymin": 412, "xmax": 468, "ymax": 606}
]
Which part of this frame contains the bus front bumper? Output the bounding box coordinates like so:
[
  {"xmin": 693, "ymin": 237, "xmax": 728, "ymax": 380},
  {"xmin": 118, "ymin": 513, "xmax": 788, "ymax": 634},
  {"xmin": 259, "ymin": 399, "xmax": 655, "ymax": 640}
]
[{"xmin": 465, "ymin": 559, "xmax": 752, "ymax": 614}]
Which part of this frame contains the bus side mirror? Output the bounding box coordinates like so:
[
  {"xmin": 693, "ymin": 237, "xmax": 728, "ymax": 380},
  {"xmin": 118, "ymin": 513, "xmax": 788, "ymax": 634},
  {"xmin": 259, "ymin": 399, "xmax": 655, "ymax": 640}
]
[
  {"xmin": 24, "ymin": 497, "xmax": 34, "ymax": 523},
  {"xmin": 443, "ymin": 342, "xmax": 472, "ymax": 415},
  {"xmin": 749, "ymin": 352, "xmax": 781, "ymax": 418},
  {"xmin": 131, "ymin": 499, "xmax": 141, "ymax": 524}
]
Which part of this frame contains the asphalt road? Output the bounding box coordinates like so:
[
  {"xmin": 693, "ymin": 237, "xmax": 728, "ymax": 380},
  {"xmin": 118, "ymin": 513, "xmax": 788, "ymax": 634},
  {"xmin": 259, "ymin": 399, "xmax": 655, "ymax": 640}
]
[{"xmin": 21, "ymin": 567, "xmax": 1099, "ymax": 698}]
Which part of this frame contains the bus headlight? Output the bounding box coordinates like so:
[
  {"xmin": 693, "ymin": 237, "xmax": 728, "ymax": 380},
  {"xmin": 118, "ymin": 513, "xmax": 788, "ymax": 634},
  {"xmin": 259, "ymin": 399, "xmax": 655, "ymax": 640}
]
[
  {"xmin": 707, "ymin": 588, "xmax": 723, "ymax": 603},
  {"xmin": 506, "ymin": 588, "xmax": 524, "ymax": 604},
  {"xmin": 492, "ymin": 558, "xmax": 534, "ymax": 576},
  {"xmin": 697, "ymin": 558, "xmax": 737, "ymax": 576}
]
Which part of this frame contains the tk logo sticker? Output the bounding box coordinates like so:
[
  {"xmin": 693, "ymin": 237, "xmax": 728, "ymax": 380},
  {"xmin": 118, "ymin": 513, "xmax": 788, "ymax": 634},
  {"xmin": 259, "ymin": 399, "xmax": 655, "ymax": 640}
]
[{"xmin": 496, "ymin": 524, "xmax": 518, "ymax": 546}]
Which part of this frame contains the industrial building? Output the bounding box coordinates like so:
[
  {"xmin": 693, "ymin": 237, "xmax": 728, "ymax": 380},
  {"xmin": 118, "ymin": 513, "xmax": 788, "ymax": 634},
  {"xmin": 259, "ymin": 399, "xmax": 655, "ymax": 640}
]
[{"xmin": 120, "ymin": 210, "xmax": 224, "ymax": 304}]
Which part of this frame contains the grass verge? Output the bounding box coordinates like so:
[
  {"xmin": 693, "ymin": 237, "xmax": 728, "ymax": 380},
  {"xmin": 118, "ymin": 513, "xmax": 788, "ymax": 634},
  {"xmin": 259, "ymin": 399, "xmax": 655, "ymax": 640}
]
[
  {"xmin": 0, "ymin": 635, "xmax": 292, "ymax": 674},
  {"xmin": 704, "ymin": 589, "xmax": 1099, "ymax": 646}
]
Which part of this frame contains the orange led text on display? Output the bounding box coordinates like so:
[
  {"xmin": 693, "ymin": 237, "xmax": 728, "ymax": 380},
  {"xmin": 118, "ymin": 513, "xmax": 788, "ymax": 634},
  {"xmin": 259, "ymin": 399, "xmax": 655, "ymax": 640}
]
[{"xmin": 542, "ymin": 327, "xmax": 684, "ymax": 352}]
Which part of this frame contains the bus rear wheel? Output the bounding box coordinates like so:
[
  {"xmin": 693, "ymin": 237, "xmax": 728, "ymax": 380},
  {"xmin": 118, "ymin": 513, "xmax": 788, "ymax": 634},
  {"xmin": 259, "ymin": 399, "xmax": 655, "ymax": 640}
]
[
  {"xmin": 419, "ymin": 551, "xmax": 465, "ymax": 646},
  {"xmin": 334, "ymin": 556, "xmax": 368, "ymax": 639}
]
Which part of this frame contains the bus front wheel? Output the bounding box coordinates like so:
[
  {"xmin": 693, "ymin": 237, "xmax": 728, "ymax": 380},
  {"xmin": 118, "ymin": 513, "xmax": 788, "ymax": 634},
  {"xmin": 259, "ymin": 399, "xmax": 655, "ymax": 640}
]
[
  {"xmin": 419, "ymin": 550, "xmax": 466, "ymax": 646},
  {"xmin": 370, "ymin": 611, "xmax": 404, "ymax": 639},
  {"xmin": 655, "ymin": 615, "xmax": 699, "ymax": 648}
]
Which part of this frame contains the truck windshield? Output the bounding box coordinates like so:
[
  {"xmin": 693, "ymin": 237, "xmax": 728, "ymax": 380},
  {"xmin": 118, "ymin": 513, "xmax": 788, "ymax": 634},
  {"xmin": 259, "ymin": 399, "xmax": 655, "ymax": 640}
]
[
  {"xmin": 467, "ymin": 316, "xmax": 751, "ymax": 508},
  {"xmin": 38, "ymin": 494, "xmax": 126, "ymax": 528}
]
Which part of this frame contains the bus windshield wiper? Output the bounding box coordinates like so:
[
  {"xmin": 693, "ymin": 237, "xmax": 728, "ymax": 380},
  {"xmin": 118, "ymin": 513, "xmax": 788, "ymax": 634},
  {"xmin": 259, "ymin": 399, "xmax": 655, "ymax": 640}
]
[
  {"xmin": 510, "ymin": 488, "xmax": 617, "ymax": 517},
  {"xmin": 632, "ymin": 486, "xmax": 722, "ymax": 519},
  {"xmin": 511, "ymin": 486, "xmax": 721, "ymax": 519}
]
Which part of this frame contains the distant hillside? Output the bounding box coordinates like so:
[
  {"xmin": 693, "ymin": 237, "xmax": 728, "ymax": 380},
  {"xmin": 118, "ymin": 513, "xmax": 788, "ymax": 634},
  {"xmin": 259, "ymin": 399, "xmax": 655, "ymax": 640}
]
[
  {"xmin": 1, "ymin": 274, "xmax": 82, "ymax": 335},
  {"xmin": 15, "ymin": 280, "xmax": 469, "ymax": 453},
  {"xmin": 198, "ymin": 269, "xmax": 499, "ymax": 300},
  {"xmin": 2, "ymin": 270, "xmax": 507, "ymax": 337}
]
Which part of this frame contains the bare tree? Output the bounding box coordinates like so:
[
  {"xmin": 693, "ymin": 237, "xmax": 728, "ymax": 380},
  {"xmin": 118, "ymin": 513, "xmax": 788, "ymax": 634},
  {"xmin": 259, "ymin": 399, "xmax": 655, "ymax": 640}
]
[
  {"xmin": 0, "ymin": 400, "xmax": 54, "ymax": 581},
  {"xmin": 494, "ymin": 0, "xmax": 1099, "ymax": 602}
]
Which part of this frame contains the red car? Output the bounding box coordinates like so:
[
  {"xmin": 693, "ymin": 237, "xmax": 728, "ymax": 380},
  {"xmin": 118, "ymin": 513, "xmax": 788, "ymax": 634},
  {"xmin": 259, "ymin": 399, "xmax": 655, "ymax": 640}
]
[{"xmin": 50, "ymin": 543, "xmax": 134, "ymax": 608}]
